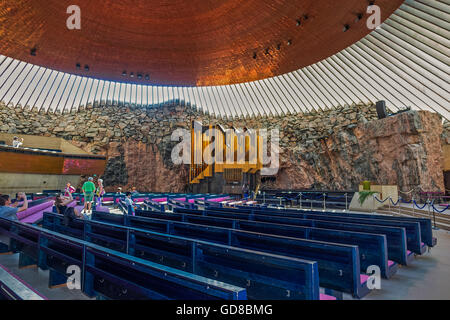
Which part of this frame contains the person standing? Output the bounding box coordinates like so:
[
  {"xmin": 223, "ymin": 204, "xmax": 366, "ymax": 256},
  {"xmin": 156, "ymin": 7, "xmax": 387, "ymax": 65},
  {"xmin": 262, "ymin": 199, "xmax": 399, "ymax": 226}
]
[
  {"xmin": 82, "ymin": 177, "xmax": 96, "ymax": 214},
  {"xmin": 64, "ymin": 182, "xmax": 76, "ymax": 199},
  {"xmin": 242, "ymin": 183, "xmax": 249, "ymax": 200},
  {"xmin": 96, "ymin": 179, "xmax": 105, "ymax": 206},
  {"xmin": 124, "ymin": 192, "xmax": 135, "ymax": 216}
]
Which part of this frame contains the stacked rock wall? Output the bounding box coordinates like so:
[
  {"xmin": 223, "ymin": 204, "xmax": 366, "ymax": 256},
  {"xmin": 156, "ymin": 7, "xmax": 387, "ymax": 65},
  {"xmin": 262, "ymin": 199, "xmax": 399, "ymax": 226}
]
[{"xmin": 0, "ymin": 100, "xmax": 445, "ymax": 193}]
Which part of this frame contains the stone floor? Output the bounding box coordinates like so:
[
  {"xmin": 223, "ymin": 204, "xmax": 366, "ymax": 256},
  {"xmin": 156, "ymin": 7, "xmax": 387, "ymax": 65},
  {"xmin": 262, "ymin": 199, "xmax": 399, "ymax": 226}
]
[
  {"xmin": 0, "ymin": 253, "xmax": 93, "ymax": 300},
  {"xmin": 349, "ymin": 229, "xmax": 450, "ymax": 300}
]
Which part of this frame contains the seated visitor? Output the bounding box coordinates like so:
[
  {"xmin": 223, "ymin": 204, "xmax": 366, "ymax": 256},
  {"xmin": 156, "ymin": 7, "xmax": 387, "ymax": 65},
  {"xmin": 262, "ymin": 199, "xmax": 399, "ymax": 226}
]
[
  {"xmin": 82, "ymin": 177, "xmax": 96, "ymax": 214},
  {"xmin": 131, "ymin": 187, "xmax": 139, "ymax": 194},
  {"xmin": 124, "ymin": 192, "xmax": 135, "ymax": 215},
  {"xmin": 116, "ymin": 187, "xmax": 124, "ymax": 195},
  {"xmin": 55, "ymin": 194, "xmax": 84, "ymax": 225},
  {"xmin": 0, "ymin": 192, "xmax": 28, "ymax": 221},
  {"xmin": 2, "ymin": 194, "xmax": 20, "ymax": 208},
  {"xmin": 12, "ymin": 136, "xmax": 24, "ymax": 148}
]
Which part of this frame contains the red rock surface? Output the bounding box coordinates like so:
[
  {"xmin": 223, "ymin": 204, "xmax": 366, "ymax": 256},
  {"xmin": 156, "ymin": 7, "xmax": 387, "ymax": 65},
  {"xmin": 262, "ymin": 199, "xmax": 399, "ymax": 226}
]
[{"xmin": 263, "ymin": 111, "xmax": 445, "ymax": 195}]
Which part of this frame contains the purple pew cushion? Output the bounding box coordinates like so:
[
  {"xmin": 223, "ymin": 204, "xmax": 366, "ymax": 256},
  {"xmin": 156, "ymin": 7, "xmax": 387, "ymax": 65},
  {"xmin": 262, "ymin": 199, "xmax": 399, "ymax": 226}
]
[
  {"xmin": 189, "ymin": 198, "xmax": 204, "ymax": 203},
  {"xmin": 209, "ymin": 197, "xmax": 231, "ymax": 203},
  {"xmin": 320, "ymin": 293, "xmax": 337, "ymax": 300},
  {"xmin": 360, "ymin": 274, "xmax": 369, "ymax": 285},
  {"xmin": 20, "ymin": 210, "xmax": 46, "ymax": 224},
  {"xmin": 95, "ymin": 206, "xmax": 110, "ymax": 213},
  {"xmin": 17, "ymin": 201, "xmax": 54, "ymax": 221}
]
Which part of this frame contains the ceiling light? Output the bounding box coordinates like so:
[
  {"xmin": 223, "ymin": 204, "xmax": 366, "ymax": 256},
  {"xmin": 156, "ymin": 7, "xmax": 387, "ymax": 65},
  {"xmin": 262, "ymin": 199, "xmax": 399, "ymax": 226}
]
[
  {"xmin": 343, "ymin": 24, "xmax": 350, "ymax": 32},
  {"xmin": 122, "ymin": 70, "xmax": 127, "ymax": 76},
  {"xmin": 84, "ymin": 65, "xmax": 89, "ymax": 71},
  {"xmin": 30, "ymin": 47, "xmax": 37, "ymax": 56},
  {"xmin": 75, "ymin": 63, "xmax": 81, "ymax": 70},
  {"xmin": 145, "ymin": 74, "xmax": 150, "ymax": 80}
]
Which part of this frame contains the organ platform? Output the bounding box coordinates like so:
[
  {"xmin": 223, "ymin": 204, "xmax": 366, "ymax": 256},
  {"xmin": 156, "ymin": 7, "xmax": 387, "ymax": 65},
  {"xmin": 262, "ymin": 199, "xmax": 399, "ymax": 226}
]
[{"xmin": 189, "ymin": 121, "xmax": 264, "ymax": 194}]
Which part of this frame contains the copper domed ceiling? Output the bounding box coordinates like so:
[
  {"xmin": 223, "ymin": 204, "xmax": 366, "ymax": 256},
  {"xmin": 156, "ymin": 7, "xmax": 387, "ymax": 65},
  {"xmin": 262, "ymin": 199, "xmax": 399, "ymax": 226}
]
[{"xmin": 0, "ymin": 0, "xmax": 404, "ymax": 86}]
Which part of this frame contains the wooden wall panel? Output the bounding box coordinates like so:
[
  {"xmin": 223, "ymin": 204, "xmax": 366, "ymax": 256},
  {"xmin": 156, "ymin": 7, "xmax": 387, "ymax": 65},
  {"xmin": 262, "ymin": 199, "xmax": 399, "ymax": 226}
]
[{"xmin": 0, "ymin": 146, "xmax": 106, "ymax": 175}]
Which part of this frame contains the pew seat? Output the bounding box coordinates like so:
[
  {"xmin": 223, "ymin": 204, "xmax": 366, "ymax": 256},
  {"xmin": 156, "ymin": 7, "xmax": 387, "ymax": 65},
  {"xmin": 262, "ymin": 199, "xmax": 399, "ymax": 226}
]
[{"xmin": 18, "ymin": 200, "xmax": 54, "ymax": 224}]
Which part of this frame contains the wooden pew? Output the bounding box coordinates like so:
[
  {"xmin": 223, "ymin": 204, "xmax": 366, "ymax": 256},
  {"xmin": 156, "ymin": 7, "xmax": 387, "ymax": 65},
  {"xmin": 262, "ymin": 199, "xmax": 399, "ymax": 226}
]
[
  {"xmin": 128, "ymin": 209, "xmax": 396, "ymax": 278},
  {"xmin": 233, "ymin": 205, "xmax": 435, "ymax": 249},
  {"xmin": 82, "ymin": 212, "xmax": 370, "ymax": 298},
  {"xmin": 42, "ymin": 213, "xmax": 321, "ymax": 300},
  {"xmin": 173, "ymin": 207, "xmax": 409, "ymax": 265},
  {"xmin": 0, "ymin": 217, "xmax": 246, "ymax": 300},
  {"xmin": 194, "ymin": 207, "xmax": 425, "ymax": 256}
]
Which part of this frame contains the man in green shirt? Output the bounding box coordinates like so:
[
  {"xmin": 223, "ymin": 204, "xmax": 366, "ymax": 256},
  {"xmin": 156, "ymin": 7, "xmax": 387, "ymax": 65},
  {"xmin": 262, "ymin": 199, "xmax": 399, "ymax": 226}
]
[{"xmin": 82, "ymin": 177, "xmax": 96, "ymax": 214}]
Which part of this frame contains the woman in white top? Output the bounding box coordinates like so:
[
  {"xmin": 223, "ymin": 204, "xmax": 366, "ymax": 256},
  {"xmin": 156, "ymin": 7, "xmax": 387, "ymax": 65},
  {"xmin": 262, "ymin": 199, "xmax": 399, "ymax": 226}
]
[{"xmin": 12, "ymin": 137, "xmax": 23, "ymax": 148}]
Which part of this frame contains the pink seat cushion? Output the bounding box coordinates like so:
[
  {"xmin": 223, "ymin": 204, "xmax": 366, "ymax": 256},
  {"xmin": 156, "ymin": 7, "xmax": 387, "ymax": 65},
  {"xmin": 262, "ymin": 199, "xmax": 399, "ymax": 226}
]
[
  {"xmin": 407, "ymin": 250, "xmax": 412, "ymax": 255},
  {"xmin": 66, "ymin": 200, "xmax": 77, "ymax": 208},
  {"xmin": 189, "ymin": 198, "xmax": 204, "ymax": 203},
  {"xmin": 209, "ymin": 197, "xmax": 230, "ymax": 202},
  {"xmin": 388, "ymin": 260, "xmax": 395, "ymax": 267},
  {"xmin": 95, "ymin": 206, "xmax": 110, "ymax": 213},
  {"xmin": 320, "ymin": 293, "xmax": 337, "ymax": 300},
  {"xmin": 20, "ymin": 211, "xmax": 45, "ymax": 224},
  {"xmin": 102, "ymin": 197, "xmax": 114, "ymax": 202},
  {"xmin": 17, "ymin": 201, "xmax": 54, "ymax": 220},
  {"xmin": 174, "ymin": 198, "xmax": 186, "ymax": 202},
  {"xmin": 151, "ymin": 198, "xmax": 167, "ymax": 203},
  {"xmin": 360, "ymin": 274, "xmax": 369, "ymax": 284}
]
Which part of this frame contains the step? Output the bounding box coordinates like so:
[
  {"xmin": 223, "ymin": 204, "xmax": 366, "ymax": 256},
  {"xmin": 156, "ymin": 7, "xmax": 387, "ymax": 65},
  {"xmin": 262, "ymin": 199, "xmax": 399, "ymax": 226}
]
[
  {"xmin": 378, "ymin": 207, "xmax": 450, "ymax": 225},
  {"xmin": 373, "ymin": 209, "xmax": 450, "ymax": 231}
]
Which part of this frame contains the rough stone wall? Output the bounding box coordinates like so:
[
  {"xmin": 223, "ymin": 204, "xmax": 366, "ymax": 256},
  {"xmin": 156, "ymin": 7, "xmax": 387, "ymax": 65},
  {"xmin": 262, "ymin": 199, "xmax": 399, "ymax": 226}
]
[
  {"xmin": 0, "ymin": 100, "xmax": 445, "ymax": 193},
  {"xmin": 443, "ymin": 121, "xmax": 450, "ymax": 146}
]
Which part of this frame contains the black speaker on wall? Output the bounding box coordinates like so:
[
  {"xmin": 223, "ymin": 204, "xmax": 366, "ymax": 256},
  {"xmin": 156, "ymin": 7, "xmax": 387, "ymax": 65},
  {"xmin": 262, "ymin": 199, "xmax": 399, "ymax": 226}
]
[{"xmin": 376, "ymin": 101, "xmax": 388, "ymax": 119}]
